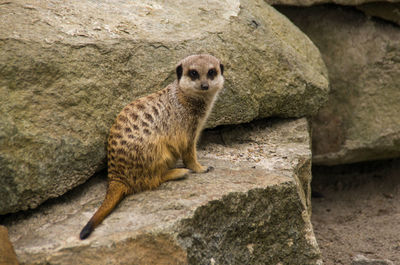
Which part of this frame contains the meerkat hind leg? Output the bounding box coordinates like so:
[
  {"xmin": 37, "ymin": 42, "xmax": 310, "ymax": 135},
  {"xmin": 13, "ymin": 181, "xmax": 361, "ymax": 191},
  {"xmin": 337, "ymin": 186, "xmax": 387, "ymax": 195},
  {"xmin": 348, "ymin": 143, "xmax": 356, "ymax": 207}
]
[{"xmin": 162, "ymin": 168, "xmax": 190, "ymax": 182}]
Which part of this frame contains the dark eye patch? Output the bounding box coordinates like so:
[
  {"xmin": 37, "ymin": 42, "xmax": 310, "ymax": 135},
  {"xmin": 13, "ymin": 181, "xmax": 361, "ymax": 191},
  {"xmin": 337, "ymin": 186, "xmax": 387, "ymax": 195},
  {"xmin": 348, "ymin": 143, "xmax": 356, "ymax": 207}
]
[
  {"xmin": 207, "ymin": 68, "xmax": 217, "ymax": 80},
  {"xmin": 188, "ymin": 69, "xmax": 199, "ymax": 80}
]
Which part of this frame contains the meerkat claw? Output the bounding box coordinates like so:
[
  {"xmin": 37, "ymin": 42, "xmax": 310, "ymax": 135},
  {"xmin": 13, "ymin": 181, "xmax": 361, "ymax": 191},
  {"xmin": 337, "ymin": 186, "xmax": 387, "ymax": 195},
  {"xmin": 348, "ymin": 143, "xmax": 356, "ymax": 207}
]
[{"xmin": 206, "ymin": 166, "xmax": 214, "ymax": 173}]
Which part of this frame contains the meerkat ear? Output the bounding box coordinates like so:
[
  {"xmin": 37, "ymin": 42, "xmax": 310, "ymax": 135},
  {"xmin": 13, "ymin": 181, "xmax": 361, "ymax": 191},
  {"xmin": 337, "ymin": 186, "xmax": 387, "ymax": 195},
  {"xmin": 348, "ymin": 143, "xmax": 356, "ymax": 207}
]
[
  {"xmin": 220, "ymin": 64, "xmax": 224, "ymax": 75},
  {"xmin": 176, "ymin": 64, "xmax": 183, "ymax": 81}
]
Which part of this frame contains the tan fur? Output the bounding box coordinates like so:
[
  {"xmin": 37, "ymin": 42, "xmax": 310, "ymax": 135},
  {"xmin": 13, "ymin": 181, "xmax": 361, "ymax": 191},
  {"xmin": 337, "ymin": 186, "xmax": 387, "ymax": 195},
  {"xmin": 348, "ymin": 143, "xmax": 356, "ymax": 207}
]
[{"xmin": 80, "ymin": 54, "xmax": 224, "ymax": 239}]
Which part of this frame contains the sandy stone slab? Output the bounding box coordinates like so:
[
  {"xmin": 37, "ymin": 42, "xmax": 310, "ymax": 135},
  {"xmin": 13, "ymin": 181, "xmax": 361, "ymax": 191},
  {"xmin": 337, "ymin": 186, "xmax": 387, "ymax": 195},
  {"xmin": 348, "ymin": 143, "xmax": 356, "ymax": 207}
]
[{"xmin": 2, "ymin": 118, "xmax": 322, "ymax": 264}]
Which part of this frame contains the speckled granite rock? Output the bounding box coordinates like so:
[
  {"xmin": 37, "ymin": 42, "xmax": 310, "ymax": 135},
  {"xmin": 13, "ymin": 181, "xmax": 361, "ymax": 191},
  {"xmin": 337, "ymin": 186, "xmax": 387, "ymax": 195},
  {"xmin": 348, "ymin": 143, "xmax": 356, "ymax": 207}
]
[
  {"xmin": 2, "ymin": 118, "xmax": 322, "ymax": 265},
  {"xmin": 0, "ymin": 0, "xmax": 328, "ymax": 215}
]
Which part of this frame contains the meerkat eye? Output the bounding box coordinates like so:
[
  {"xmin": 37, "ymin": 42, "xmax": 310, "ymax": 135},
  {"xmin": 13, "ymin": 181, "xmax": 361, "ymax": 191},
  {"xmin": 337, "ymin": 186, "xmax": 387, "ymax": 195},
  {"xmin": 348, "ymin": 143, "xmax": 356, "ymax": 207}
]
[
  {"xmin": 188, "ymin": 69, "xmax": 199, "ymax": 80},
  {"xmin": 207, "ymin": 68, "xmax": 217, "ymax": 79}
]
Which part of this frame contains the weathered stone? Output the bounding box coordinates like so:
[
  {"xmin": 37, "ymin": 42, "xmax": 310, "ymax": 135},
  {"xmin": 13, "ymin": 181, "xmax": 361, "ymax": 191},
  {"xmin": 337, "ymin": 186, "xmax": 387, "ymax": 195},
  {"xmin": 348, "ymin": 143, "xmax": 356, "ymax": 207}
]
[
  {"xmin": 352, "ymin": 254, "xmax": 394, "ymax": 265},
  {"xmin": 278, "ymin": 5, "xmax": 400, "ymax": 165},
  {"xmin": 268, "ymin": 0, "xmax": 400, "ymax": 6},
  {"xmin": 0, "ymin": 0, "xmax": 328, "ymax": 214},
  {"xmin": 0, "ymin": 226, "xmax": 19, "ymax": 265},
  {"xmin": 1, "ymin": 118, "xmax": 322, "ymax": 265},
  {"xmin": 357, "ymin": 2, "xmax": 400, "ymax": 26}
]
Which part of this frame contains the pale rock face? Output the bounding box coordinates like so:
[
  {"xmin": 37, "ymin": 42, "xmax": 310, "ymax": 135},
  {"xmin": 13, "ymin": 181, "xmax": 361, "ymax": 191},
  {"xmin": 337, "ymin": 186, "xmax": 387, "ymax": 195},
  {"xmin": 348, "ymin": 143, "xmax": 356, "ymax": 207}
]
[
  {"xmin": 2, "ymin": 118, "xmax": 322, "ymax": 265},
  {"xmin": 0, "ymin": 0, "xmax": 328, "ymax": 214},
  {"xmin": 278, "ymin": 5, "xmax": 400, "ymax": 165}
]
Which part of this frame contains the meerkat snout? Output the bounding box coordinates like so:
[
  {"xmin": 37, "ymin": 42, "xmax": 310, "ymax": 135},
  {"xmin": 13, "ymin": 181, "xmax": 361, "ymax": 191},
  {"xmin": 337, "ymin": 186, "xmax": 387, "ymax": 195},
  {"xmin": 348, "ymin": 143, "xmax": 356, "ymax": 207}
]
[{"xmin": 200, "ymin": 83, "xmax": 209, "ymax": 90}]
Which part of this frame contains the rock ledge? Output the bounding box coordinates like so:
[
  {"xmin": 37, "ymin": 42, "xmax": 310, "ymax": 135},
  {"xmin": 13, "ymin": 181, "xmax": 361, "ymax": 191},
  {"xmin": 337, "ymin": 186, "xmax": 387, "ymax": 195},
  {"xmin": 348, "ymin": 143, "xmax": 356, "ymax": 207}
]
[{"xmin": 3, "ymin": 118, "xmax": 322, "ymax": 265}]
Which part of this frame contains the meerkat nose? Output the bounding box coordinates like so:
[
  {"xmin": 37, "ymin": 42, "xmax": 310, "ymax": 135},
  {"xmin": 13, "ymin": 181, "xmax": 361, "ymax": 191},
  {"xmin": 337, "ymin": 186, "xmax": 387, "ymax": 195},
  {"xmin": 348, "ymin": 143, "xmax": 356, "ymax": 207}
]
[{"xmin": 201, "ymin": 83, "xmax": 209, "ymax": 90}]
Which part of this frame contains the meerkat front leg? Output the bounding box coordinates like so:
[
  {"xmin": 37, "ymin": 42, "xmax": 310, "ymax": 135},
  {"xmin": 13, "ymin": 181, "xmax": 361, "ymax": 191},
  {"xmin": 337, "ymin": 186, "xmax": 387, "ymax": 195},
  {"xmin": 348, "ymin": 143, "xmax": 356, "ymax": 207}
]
[{"xmin": 183, "ymin": 143, "xmax": 213, "ymax": 173}]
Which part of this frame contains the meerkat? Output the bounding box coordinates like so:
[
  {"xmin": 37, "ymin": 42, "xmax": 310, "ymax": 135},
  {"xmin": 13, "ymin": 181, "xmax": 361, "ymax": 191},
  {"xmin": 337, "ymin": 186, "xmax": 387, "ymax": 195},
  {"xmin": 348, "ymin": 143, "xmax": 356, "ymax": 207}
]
[{"xmin": 79, "ymin": 54, "xmax": 224, "ymax": 239}]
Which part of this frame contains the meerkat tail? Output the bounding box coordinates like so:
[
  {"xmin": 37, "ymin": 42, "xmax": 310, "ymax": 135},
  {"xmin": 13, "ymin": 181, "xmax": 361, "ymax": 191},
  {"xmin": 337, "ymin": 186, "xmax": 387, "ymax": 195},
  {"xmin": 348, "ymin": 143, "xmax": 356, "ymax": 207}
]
[{"xmin": 79, "ymin": 180, "xmax": 130, "ymax": 240}]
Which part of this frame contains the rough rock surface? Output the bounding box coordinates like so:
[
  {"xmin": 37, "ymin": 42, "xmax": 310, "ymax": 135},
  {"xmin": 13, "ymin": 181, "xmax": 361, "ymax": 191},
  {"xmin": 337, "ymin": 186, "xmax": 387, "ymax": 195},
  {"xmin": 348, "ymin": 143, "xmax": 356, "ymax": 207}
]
[
  {"xmin": 268, "ymin": 0, "xmax": 400, "ymax": 6},
  {"xmin": 278, "ymin": 5, "xmax": 400, "ymax": 165},
  {"xmin": 1, "ymin": 118, "xmax": 322, "ymax": 265},
  {"xmin": 0, "ymin": 0, "xmax": 329, "ymax": 214},
  {"xmin": 0, "ymin": 225, "xmax": 19, "ymax": 265}
]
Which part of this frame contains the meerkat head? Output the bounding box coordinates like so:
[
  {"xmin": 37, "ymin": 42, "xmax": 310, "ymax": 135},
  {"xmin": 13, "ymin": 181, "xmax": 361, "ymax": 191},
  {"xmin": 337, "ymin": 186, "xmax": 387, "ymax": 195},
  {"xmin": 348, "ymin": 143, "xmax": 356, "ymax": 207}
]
[{"xmin": 176, "ymin": 54, "xmax": 224, "ymax": 96}]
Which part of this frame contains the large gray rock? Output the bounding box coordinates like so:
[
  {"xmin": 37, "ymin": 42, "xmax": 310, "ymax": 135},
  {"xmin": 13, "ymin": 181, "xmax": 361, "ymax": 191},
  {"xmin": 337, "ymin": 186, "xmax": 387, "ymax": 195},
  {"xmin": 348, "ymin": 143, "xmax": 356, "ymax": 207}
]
[
  {"xmin": 0, "ymin": 0, "xmax": 329, "ymax": 214},
  {"xmin": 278, "ymin": 5, "xmax": 400, "ymax": 165},
  {"xmin": 2, "ymin": 118, "xmax": 322, "ymax": 265}
]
